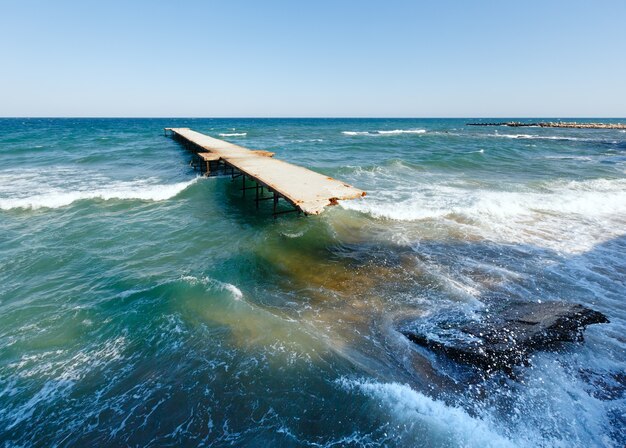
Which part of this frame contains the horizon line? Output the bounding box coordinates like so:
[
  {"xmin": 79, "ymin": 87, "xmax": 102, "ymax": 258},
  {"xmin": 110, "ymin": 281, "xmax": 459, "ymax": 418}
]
[{"xmin": 1, "ymin": 116, "xmax": 625, "ymax": 120}]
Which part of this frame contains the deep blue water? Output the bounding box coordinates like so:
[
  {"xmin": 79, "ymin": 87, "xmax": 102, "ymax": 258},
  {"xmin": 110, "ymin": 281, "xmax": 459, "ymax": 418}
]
[{"xmin": 0, "ymin": 118, "xmax": 624, "ymax": 447}]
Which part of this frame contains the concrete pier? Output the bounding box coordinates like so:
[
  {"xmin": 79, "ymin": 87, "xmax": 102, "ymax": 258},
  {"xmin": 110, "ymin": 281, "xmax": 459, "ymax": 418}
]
[{"xmin": 165, "ymin": 128, "xmax": 366, "ymax": 216}]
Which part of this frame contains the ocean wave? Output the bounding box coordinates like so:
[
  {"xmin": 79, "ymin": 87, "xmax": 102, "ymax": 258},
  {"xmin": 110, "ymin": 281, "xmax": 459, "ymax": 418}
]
[
  {"xmin": 342, "ymin": 129, "xmax": 426, "ymax": 136},
  {"xmin": 179, "ymin": 275, "xmax": 243, "ymax": 300},
  {"xmin": 337, "ymin": 379, "xmax": 517, "ymax": 447},
  {"xmin": 377, "ymin": 129, "xmax": 427, "ymax": 135},
  {"xmin": 280, "ymin": 231, "xmax": 305, "ymax": 238},
  {"xmin": 337, "ymin": 360, "xmax": 621, "ymax": 448},
  {"xmin": 341, "ymin": 177, "xmax": 626, "ymax": 253},
  {"xmin": 0, "ymin": 169, "xmax": 199, "ymax": 210},
  {"xmin": 488, "ymin": 133, "xmax": 578, "ymax": 140},
  {"xmin": 341, "ymin": 131, "xmax": 370, "ymax": 136},
  {"xmin": 487, "ymin": 133, "xmax": 616, "ymax": 143},
  {"xmin": 5, "ymin": 337, "xmax": 127, "ymax": 430},
  {"xmin": 291, "ymin": 138, "xmax": 325, "ymax": 143},
  {"xmin": 218, "ymin": 132, "xmax": 247, "ymax": 137},
  {"xmin": 345, "ymin": 178, "xmax": 626, "ymax": 219},
  {"xmin": 543, "ymin": 155, "xmax": 593, "ymax": 161},
  {"xmin": 492, "ymin": 133, "xmax": 537, "ymax": 139}
]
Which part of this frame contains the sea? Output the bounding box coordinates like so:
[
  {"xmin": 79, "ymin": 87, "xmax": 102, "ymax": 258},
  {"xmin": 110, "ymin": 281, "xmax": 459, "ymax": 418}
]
[{"xmin": 0, "ymin": 118, "xmax": 624, "ymax": 447}]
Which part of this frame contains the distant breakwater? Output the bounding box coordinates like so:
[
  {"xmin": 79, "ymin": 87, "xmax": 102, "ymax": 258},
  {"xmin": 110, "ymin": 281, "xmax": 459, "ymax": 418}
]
[{"xmin": 467, "ymin": 121, "xmax": 626, "ymax": 129}]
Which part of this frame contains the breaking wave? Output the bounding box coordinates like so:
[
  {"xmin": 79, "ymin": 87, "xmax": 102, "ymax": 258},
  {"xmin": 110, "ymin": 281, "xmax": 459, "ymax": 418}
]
[
  {"xmin": 179, "ymin": 275, "xmax": 243, "ymax": 300},
  {"xmin": 342, "ymin": 129, "xmax": 426, "ymax": 136},
  {"xmin": 337, "ymin": 370, "xmax": 621, "ymax": 448},
  {"xmin": 338, "ymin": 379, "xmax": 518, "ymax": 447},
  {"xmin": 218, "ymin": 132, "xmax": 247, "ymax": 137},
  {"xmin": 486, "ymin": 133, "xmax": 618, "ymax": 143},
  {"xmin": 0, "ymin": 168, "xmax": 199, "ymax": 210},
  {"xmin": 341, "ymin": 176, "xmax": 626, "ymax": 253}
]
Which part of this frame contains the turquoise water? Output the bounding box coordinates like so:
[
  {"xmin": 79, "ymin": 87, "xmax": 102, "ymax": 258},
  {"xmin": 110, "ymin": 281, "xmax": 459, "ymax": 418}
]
[{"xmin": 0, "ymin": 118, "xmax": 624, "ymax": 447}]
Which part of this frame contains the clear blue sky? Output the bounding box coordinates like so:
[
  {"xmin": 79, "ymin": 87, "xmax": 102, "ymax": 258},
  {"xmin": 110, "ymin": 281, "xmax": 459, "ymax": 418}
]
[{"xmin": 1, "ymin": 0, "xmax": 625, "ymax": 117}]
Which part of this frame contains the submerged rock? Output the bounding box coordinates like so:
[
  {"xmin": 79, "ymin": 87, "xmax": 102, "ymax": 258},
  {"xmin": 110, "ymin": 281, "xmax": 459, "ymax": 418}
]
[{"xmin": 401, "ymin": 301, "xmax": 609, "ymax": 373}]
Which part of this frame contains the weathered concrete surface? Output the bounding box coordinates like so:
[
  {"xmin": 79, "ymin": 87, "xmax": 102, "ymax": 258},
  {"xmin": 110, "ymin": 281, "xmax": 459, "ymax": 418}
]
[
  {"xmin": 401, "ymin": 301, "xmax": 609, "ymax": 372},
  {"xmin": 166, "ymin": 127, "xmax": 366, "ymax": 215}
]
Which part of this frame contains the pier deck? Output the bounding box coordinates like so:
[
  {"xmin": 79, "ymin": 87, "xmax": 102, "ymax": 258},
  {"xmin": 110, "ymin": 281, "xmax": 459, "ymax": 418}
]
[{"xmin": 165, "ymin": 128, "xmax": 365, "ymax": 215}]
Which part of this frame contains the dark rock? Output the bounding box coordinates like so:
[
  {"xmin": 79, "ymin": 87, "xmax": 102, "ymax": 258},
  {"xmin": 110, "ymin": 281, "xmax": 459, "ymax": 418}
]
[{"xmin": 401, "ymin": 301, "xmax": 609, "ymax": 373}]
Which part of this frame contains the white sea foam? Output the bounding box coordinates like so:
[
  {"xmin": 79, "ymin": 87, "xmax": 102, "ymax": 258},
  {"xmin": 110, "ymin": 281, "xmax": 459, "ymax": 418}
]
[
  {"xmin": 367, "ymin": 176, "xmax": 626, "ymax": 220},
  {"xmin": 221, "ymin": 283, "xmax": 243, "ymax": 300},
  {"xmin": 0, "ymin": 168, "xmax": 199, "ymax": 210},
  {"xmin": 490, "ymin": 133, "xmax": 536, "ymax": 139},
  {"xmin": 281, "ymin": 231, "xmax": 305, "ymax": 238},
  {"xmin": 218, "ymin": 132, "xmax": 247, "ymax": 137},
  {"xmin": 487, "ymin": 133, "xmax": 612, "ymax": 143},
  {"xmin": 341, "ymin": 176, "xmax": 626, "ymax": 253},
  {"xmin": 377, "ymin": 129, "xmax": 426, "ymax": 135},
  {"xmin": 292, "ymin": 138, "xmax": 325, "ymax": 143},
  {"xmin": 180, "ymin": 275, "xmax": 243, "ymax": 300},
  {"xmin": 342, "ymin": 129, "xmax": 426, "ymax": 136},
  {"xmin": 337, "ymin": 379, "xmax": 517, "ymax": 447},
  {"xmin": 338, "ymin": 360, "xmax": 620, "ymax": 448},
  {"xmin": 342, "ymin": 131, "xmax": 371, "ymax": 136},
  {"xmin": 5, "ymin": 337, "xmax": 127, "ymax": 430}
]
